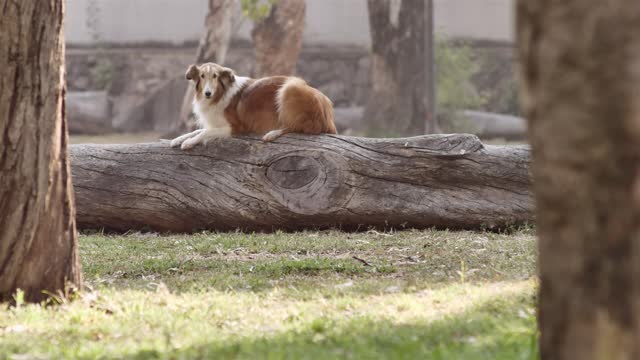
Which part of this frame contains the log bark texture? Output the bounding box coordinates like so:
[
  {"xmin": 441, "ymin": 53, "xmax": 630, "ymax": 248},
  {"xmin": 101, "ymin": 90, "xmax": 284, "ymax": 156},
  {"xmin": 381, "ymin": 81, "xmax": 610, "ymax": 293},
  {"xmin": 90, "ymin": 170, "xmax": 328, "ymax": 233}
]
[
  {"xmin": 70, "ymin": 134, "xmax": 532, "ymax": 233},
  {"xmin": 0, "ymin": 0, "xmax": 81, "ymax": 302},
  {"xmin": 518, "ymin": 0, "xmax": 640, "ymax": 358}
]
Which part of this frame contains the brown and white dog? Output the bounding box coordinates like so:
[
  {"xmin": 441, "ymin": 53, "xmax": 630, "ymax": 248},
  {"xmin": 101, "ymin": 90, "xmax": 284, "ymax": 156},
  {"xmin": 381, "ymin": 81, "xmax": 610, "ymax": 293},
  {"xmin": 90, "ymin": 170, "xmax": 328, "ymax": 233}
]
[{"xmin": 170, "ymin": 63, "xmax": 337, "ymax": 150}]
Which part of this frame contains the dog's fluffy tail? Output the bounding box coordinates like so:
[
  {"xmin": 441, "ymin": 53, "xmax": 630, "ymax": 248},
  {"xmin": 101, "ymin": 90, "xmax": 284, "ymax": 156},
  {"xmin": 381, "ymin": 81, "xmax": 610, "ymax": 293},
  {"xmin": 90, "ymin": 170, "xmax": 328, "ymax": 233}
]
[{"xmin": 276, "ymin": 77, "xmax": 337, "ymax": 135}]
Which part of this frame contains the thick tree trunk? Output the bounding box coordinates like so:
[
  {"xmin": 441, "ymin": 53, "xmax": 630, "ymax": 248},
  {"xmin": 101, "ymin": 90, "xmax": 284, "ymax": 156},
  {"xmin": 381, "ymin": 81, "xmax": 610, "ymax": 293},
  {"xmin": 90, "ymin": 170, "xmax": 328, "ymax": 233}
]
[
  {"xmin": 364, "ymin": 0, "xmax": 434, "ymax": 137},
  {"xmin": 0, "ymin": 0, "xmax": 81, "ymax": 302},
  {"xmin": 170, "ymin": 0, "xmax": 234, "ymax": 137},
  {"xmin": 70, "ymin": 134, "xmax": 532, "ymax": 233},
  {"xmin": 517, "ymin": 1, "xmax": 640, "ymax": 359},
  {"xmin": 251, "ymin": 0, "xmax": 306, "ymax": 77}
]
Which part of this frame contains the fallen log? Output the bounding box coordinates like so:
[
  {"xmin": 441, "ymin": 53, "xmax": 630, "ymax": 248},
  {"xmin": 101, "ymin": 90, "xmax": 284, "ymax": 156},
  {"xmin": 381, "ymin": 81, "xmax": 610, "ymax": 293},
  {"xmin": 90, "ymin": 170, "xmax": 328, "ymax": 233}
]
[
  {"xmin": 70, "ymin": 134, "xmax": 533, "ymax": 232},
  {"xmin": 461, "ymin": 110, "xmax": 527, "ymax": 140}
]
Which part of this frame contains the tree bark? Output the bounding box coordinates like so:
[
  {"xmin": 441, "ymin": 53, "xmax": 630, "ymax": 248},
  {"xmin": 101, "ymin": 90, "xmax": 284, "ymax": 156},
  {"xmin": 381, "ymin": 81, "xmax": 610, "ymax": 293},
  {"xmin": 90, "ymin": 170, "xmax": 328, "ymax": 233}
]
[
  {"xmin": 70, "ymin": 134, "xmax": 532, "ymax": 233},
  {"xmin": 0, "ymin": 0, "xmax": 81, "ymax": 302},
  {"xmin": 170, "ymin": 0, "xmax": 234, "ymax": 137},
  {"xmin": 517, "ymin": 1, "xmax": 640, "ymax": 359},
  {"xmin": 424, "ymin": 0, "xmax": 436, "ymax": 134},
  {"xmin": 251, "ymin": 0, "xmax": 306, "ymax": 78},
  {"xmin": 364, "ymin": 0, "xmax": 434, "ymax": 137}
]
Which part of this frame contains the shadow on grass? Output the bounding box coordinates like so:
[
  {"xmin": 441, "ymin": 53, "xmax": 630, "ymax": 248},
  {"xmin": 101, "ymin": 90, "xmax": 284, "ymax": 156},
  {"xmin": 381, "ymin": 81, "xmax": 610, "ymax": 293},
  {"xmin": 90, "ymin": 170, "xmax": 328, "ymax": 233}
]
[{"xmin": 126, "ymin": 291, "xmax": 539, "ymax": 360}]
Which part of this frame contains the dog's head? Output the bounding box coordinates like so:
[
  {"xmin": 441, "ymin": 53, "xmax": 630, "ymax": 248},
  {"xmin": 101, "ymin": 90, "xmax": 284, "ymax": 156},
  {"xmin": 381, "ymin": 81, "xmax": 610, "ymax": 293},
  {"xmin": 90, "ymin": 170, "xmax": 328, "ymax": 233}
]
[{"xmin": 185, "ymin": 63, "xmax": 236, "ymax": 103}]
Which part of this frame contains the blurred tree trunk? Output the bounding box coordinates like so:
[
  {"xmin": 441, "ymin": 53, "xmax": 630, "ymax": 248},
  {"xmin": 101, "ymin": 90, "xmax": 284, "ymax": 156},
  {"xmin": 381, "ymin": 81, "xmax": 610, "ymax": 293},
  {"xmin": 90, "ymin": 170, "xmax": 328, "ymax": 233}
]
[
  {"xmin": 518, "ymin": 0, "xmax": 640, "ymax": 359},
  {"xmin": 0, "ymin": 0, "xmax": 81, "ymax": 302},
  {"xmin": 172, "ymin": 0, "xmax": 234, "ymax": 136},
  {"xmin": 251, "ymin": 0, "xmax": 306, "ymax": 77},
  {"xmin": 364, "ymin": 0, "xmax": 434, "ymax": 137}
]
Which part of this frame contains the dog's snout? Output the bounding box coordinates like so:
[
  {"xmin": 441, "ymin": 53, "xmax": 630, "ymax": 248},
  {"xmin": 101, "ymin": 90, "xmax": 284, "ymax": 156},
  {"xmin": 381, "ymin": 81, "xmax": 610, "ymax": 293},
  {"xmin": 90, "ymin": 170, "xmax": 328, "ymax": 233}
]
[{"xmin": 204, "ymin": 90, "xmax": 212, "ymax": 98}]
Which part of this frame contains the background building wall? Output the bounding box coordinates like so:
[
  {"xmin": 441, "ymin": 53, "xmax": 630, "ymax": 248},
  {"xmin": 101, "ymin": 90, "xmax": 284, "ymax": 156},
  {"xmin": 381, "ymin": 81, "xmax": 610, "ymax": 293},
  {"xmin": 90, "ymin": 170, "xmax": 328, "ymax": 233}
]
[{"xmin": 65, "ymin": 0, "xmax": 515, "ymax": 46}]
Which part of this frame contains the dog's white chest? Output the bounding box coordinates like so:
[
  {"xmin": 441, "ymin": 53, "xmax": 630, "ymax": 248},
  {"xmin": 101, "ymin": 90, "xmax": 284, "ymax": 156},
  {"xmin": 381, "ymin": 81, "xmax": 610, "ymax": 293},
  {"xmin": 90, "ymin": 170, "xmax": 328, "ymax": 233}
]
[{"xmin": 193, "ymin": 101, "xmax": 228, "ymax": 129}]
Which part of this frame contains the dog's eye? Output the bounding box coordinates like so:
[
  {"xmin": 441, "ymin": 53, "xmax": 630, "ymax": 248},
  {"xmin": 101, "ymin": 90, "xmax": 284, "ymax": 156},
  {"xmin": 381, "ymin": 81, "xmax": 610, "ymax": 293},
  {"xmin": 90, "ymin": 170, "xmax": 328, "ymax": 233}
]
[
  {"xmin": 213, "ymin": 74, "xmax": 217, "ymax": 78},
  {"xmin": 200, "ymin": 74, "xmax": 204, "ymax": 79}
]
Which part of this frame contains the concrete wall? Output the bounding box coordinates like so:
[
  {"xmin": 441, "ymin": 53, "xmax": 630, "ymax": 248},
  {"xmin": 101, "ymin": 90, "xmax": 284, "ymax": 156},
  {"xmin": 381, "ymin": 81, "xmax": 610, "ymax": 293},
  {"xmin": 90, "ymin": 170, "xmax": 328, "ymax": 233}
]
[
  {"xmin": 65, "ymin": 0, "xmax": 514, "ymax": 46},
  {"xmin": 65, "ymin": 0, "xmax": 209, "ymax": 45}
]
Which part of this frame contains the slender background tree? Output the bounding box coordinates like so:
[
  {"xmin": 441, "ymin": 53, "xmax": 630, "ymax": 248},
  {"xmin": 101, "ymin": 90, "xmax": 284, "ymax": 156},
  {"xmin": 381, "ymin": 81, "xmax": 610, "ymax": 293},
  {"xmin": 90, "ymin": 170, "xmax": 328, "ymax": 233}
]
[
  {"xmin": 364, "ymin": 0, "xmax": 436, "ymax": 136},
  {"xmin": 0, "ymin": 0, "xmax": 81, "ymax": 302},
  {"xmin": 251, "ymin": 0, "xmax": 306, "ymax": 77},
  {"xmin": 173, "ymin": 0, "xmax": 235, "ymax": 135},
  {"xmin": 518, "ymin": 0, "xmax": 640, "ymax": 358},
  {"xmin": 169, "ymin": 0, "xmax": 306, "ymax": 136}
]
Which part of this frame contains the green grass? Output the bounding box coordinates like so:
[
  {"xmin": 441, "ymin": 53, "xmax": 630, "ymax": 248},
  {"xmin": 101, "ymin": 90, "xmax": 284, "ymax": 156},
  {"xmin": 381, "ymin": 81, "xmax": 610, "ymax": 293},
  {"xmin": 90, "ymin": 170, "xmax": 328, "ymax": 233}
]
[{"xmin": 0, "ymin": 228, "xmax": 539, "ymax": 359}]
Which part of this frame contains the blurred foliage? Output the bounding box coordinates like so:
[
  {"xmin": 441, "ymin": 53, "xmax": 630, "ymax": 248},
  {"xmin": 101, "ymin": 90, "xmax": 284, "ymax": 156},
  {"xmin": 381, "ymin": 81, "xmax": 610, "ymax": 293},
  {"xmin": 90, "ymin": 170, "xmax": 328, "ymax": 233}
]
[
  {"xmin": 491, "ymin": 77, "xmax": 520, "ymax": 116},
  {"xmin": 470, "ymin": 46, "xmax": 520, "ymax": 117},
  {"xmin": 241, "ymin": 0, "xmax": 279, "ymax": 21},
  {"xmin": 436, "ymin": 37, "xmax": 487, "ymax": 133},
  {"xmin": 85, "ymin": 0, "xmax": 114, "ymax": 90},
  {"xmin": 90, "ymin": 59, "xmax": 116, "ymax": 90},
  {"xmin": 85, "ymin": 0, "xmax": 101, "ymax": 43}
]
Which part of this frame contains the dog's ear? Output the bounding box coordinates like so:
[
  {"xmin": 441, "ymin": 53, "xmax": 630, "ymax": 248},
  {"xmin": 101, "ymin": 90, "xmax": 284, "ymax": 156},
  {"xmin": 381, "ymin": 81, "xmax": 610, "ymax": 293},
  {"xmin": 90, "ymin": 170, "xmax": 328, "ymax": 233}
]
[
  {"xmin": 185, "ymin": 64, "xmax": 200, "ymax": 81},
  {"xmin": 219, "ymin": 67, "xmax": 235, "ymax": 88}
]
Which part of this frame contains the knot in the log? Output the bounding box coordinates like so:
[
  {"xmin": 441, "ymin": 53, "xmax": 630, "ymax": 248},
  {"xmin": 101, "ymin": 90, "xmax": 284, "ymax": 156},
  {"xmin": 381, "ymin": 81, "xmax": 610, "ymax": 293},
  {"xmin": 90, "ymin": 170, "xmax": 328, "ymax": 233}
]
[{"xmin": 263, "ymin": 150, "xmax": 353, "ymax": 215}]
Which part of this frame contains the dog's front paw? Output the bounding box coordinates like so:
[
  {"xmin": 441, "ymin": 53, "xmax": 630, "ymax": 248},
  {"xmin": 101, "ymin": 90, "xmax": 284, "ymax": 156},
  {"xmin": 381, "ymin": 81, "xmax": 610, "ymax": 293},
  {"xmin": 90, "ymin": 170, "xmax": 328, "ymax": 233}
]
[
  {"xmin": 262, "ymin": 129, "xmax": 283, "ymax": 142},
  {"xmin": 170, "ymin": 138, "xmax": 184, "ymax": 148},
  {"xmin": 181, "ymin": 138, "xmax": 200, "ymax": 150}
]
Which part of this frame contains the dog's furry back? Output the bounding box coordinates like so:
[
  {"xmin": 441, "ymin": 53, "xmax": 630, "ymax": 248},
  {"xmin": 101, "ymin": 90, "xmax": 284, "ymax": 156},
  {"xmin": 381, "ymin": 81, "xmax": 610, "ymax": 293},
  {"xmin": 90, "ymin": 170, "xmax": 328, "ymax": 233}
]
[{"xmin": 276, "ymin": 78, "xmax": 337, "ymax": 135}]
